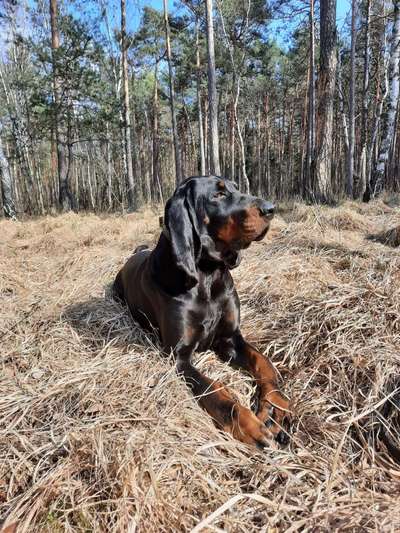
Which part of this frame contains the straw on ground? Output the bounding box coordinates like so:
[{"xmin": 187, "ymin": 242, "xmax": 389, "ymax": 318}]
[{"xmin": 1, "ymin": 200, "xmax": 399, "ymax": 532}]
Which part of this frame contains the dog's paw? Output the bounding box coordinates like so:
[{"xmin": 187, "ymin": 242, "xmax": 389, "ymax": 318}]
[
  {"xmin": 227, "ymin": 404, "xmax": 275, "ymax": 448},
  {"xmin": 257, "ymin": 393, "xmax": 292, "ymax": 446}
]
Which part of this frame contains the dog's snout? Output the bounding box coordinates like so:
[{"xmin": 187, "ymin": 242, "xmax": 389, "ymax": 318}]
[{"xmin": 259, "ymin": 201, "xmax": 275, "ymax": 217}]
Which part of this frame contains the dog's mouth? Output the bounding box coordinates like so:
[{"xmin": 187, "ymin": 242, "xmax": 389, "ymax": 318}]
[
  {"xmin": 227, "ymin": 226, "xmax": 270, "ymax": 252},
  {"xmin": 214, "ymin": 211, "xmax": 272, "ymax": 253},
  {"xmin": 236, "ymin": 219, "xmax": 271, "ymax": 248},
  {"xmin": 242, "ymin": 211, "xmax": 273, "ymax": 244},
  {"xmin": 254, "ymin": 223, "xmax": 271, "ymax": 241}
]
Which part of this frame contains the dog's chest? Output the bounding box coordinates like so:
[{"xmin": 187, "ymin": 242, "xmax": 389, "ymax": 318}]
[
  {"xmin": 195, "ymin": 307, "xmax": 223, "ymax": 351},
  {"xmin": 190, "ymin": 275, "xmax": 230, "ymax": 350}
]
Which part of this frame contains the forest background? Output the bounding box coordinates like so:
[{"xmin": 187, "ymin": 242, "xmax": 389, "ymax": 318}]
[{"xmin": 0, "ymin": 0, "xmax": 399, "ymax": 217}]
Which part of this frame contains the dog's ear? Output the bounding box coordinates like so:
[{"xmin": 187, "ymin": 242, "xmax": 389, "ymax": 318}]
[{"xmin": 165, "ymin": 186, "xmax": 201, "ymax": 289}]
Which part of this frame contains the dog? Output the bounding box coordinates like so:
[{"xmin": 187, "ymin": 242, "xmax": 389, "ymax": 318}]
[{"xmin": 113, "ymin": 176, "xmax": 291, "ymax": 447}]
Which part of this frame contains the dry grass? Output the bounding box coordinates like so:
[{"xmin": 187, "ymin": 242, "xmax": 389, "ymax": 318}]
[
  {"xmin": 368, "ymin": 225, "xmax": 400, "ymax": 248},
  {"xmin": 1, "ymin": 201, "xmax": 400, "ymax": 532}
]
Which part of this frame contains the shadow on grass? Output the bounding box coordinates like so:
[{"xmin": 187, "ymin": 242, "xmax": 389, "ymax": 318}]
[
  {"xmin": 62, "ymin": 292, "xmax": 160, "ymax": 352},
  {"xmin": 366, "ymin": 225, "xmax": 400, "ymax": 248}
]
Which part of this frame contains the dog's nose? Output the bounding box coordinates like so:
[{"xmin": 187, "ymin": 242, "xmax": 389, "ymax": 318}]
[{"xmin": 259, "ymin": 201, "xmax": 275, "ymax": 217}]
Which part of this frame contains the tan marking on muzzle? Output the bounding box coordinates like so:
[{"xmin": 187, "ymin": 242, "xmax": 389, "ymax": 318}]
[{"xmin": 243, "ymin": 206, "xmax": 270, "ymax": 238}]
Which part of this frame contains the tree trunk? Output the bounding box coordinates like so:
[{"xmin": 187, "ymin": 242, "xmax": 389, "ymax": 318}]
[
  {"xmin": 0, "ymin": 131, "xmax": 16, "ymax": 218},
  {"xmin": 49, "ymin": 0, "xmax": 74, "ymax": 211},
  {"xmin": 263, "ymin": 95, "xmax": 270, "ymax": 196},
  {"xmin": 256, "ymin": 104, "xmax": 262, "ymax": 196},
  {"xmin": 183, "ymin": 99, "xmax": 196, "ymax": 175},
  {"xmin": 346, "ymin": 0, "xmax": 356, "ymax": 198},
  {"xmin": 371, "ymin": 0, "xmax": 400, "ymax": 197},
  {"xmin": 203, "ymin": 96, "xmax": 209, "ymax": 170},
  {"xmin": 305, "ymin": 0, "xmax": 316, "ymax": 197},
  {"xmin": 287, "ymin": 106, "xmax": 294, "ymax": 194},
  {"xmin": 229, "ymin": 97, "xmax": 235, "ymax": 181},
  {"xmin": 143, "ymin": 109, "xmax": 152, "ymax": 203},
  {"xmin": 337, "ymin": 51, "xmax": 349, "ymax": 153},
  {"xmin": 196, "ymin": 19, "xmax": 206, "ymax": 175},
  {"xmin": 163, "ymin": 0, "xmax": 182, "ymax": 184},
  {"xmin": 130, "ymin": 74, "xmax": 140, "ymax": 203},
  {"xmin": 121, "ymin": 0, "xmax": 135, "ymax": 210},
  {"xmin": 313, "ymin": 0, "xmax": 337, "ymax": 204},
  {"xmin": 300, "ymin": 79, "xmax": 308, "ymax": 196},
  {"xmin": 152, "ymin": 64, "xmax": 162, "ymax": 203},
  {"xmin": 205, "ymin": 0, "xmax": 221, "ymax": 175},
  {"xmin": 233, "ymin": 78, "xmax": 250, "ymax": 193},
  {"xmin": 106, "ymin": 122, "xmax": 113, "ymax": 210},
  {"xmin": 49, "ymin": 125, "xmax": 57, "ymax": 205},
  {"xmin": 364, "ymin": 1, "xmax": 388, "ymax": 200},
  {"xmin": 357, "ymin": 0, "xmax": 371, "ymax": 199}
]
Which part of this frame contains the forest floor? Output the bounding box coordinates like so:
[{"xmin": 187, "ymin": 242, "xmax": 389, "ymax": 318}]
[{"xmin": 1, "ymin": 199, "xmax": 400, "ymax": 532}]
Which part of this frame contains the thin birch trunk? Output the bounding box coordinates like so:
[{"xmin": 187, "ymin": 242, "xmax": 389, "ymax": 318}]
[
  {"xmin": 233, "ymin": 78, "xmax": 250, "ymax": 193},
  {"xmin": 143, "ymin": 109, "xmax": 151, "ymax": 203},
  {"xmin": 163, "ymin": 0, "xmax": 182, "ymax": 184},
  {"xmin": 357, "ymin": 0, "xmax": 371, "ymax": 199},
  {"xmin": 121, "ymin": 0, "xmax": 135, "ymax": 210},
  {"xmin": 346, "ymin": 0, "xmax": 356, "ymax": 198},
  {"xmin": 203, "ymin": 96, "xmax": 209, "ymax": 171},
  {"xmin": 205, "ymin": 0, "xmax": 221, "ymax": 175},
  {"xmin": 106, "ymin": 123, "xmax": 113, "ymax": 210},
  {"xmin": 371, "ymin": 0, "xmax": 400, "ymax": 197},
  {"xmin": 229, "ymin": 98, "xmax": 235, "ymax": 181},
  {"xmin": 196, "ymin": 19, "xmax": 206, "ymax": 175},
  {"xmin": 152, "ymin": 64, "xmax": 161, "ymax": 202},
  {"xmin": 337, "ymin": 51, "xmax": 349, "ymax": 152},
  {"xmin": 257, "ymin": 105, "xmax": 262, "ymax": 196},
  {"xmin": 365, "ymin": 1, "xmax": 388, "ymax": 200},
  {"xmin": 216, "ymin": 0, "xmax": 251, "ymax": 192}
]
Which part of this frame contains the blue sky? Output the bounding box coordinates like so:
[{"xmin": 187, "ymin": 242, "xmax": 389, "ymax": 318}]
[
  {"xmin": 127, "ymin": 0, "xmax": 352, "ymax": 43},
  {"xmin": 1, "ymin": 0, "xmax": 353, "ymax": 57},
  {"xmin": 131, "ymin": 0, "xmax": 351, "ymax": 22}
]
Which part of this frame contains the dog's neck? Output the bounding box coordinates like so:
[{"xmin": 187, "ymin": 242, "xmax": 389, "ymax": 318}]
[
  {"xmin": 150, "ymin": 232, "xmax": 227, "ymax": 296},
  {"xmin": 161, "ymin": 221, "xmax": 240, "ymax": 271}
]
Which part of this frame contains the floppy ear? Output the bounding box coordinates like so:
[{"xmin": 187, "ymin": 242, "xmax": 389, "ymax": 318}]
[{"xmin": 165, "ymin": 191, "xmax": 201, "ymax": 289}]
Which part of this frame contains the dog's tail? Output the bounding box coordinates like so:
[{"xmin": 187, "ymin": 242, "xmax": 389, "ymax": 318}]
[
  {"xmin": 111, "ymin": 270, "xmax": 126, "ymax": 305},
  {"xmin": 133, "ymin": 244, "xmax": 149, "ymax": 254}
]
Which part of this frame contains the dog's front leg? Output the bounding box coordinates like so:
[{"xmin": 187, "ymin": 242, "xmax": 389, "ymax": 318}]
[
  {"xmin": 174, "ymin": 341, "xmax": 273, "ymax": 447},
  {"xmin": 213, "ymin": 332, "xmax": 291, "ymax": 445}
]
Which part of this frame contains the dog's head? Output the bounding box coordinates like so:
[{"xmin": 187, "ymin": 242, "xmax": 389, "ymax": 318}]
[{"xmin": 164, "ymin": 176, "xmax": 274, "ymax": 289}]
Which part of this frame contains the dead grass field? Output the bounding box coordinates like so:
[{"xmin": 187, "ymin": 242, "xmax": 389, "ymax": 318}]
[{"xmin": 1, "ymin": 199, "xmax": 400, "ymax": 532}]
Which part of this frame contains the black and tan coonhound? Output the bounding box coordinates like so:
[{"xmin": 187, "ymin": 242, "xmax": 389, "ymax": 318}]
[{"xmin": 113, "ymin": 176, "xmax": 291, "ymax": 447}]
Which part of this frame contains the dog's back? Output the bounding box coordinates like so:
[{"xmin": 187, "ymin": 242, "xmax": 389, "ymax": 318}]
[{"xmin": 112, "ymin": 244, "xmax": 150, "ymax": 304}]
